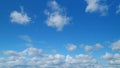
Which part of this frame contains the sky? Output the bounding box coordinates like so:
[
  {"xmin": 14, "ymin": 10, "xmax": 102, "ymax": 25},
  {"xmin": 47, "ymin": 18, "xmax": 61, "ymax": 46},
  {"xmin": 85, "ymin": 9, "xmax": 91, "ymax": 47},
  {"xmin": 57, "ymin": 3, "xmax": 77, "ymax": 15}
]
[{"xmin": 0, "ymin": 0, "xmax": 120, "ymax": 68}]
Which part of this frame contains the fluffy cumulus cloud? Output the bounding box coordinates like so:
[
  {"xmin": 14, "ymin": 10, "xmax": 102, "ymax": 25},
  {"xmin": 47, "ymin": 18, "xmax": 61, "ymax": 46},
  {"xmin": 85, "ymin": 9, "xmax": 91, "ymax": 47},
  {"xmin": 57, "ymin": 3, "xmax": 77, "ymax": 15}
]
[
  {"xmin": 81, "ymin": 43, "xmax": 104, "ymax": 54},
  {"xmin": 22, "ymin": 47, "xmax": 43, "ymax": 56},
  {"xmin": 66, "ymin": 44, "xmax": 77, "ymax": 51},
  {"xmin": 116, "ymin": 4, "xmax": 120, "ymax": 14},
  {"xmin": 111, "ymin": 40, "xmax": 120, "ymax": 52},
  {"xmin": 101, "ymin": 52, "xmax": 120, "ymax": 66},
  {"xmin": 10, "ymin": 7, "xmax": 31, "ymax": 24},
  {"xmin": 84, "ymin": 45, "xmax": 93, "ymax": 52},
  {"xmin": 85, "ymin": 0, "xmax": 108, "ymax": 15},
  {"xmin": 95, "ymin": 43, "xmax": 104, "ymax": 50},
  {"xmin": 101, "ymin": 52, "xmax": 113, "ymax": 60},
  {"xmin": 1, "ymin": 41, "xmax": 120, "ymax": 68},
  {"xmin": 0, "ymin": 47, "xmax": 103, "ymax": 68},
  {"xmin": 45, "ymin": 0, "xmax": 70, "ymax": 31}
]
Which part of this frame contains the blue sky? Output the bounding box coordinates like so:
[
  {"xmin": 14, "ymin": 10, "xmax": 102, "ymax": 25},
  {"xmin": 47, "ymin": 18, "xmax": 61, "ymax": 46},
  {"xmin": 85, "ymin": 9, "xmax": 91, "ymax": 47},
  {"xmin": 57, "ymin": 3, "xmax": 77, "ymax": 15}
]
[{"xmin": 0, "ymin": 0, "xmax": 120, "ymax": 68}]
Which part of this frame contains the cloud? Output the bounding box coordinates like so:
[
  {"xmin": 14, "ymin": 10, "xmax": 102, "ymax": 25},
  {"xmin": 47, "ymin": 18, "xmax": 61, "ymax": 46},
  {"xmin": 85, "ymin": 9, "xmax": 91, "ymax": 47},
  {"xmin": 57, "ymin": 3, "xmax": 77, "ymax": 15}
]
[
  {"xmin": 116, "ymin": 5, "xmax": 120, "ymax": 14},
  {"xmin": 101, "ymin": 52, "xmax": 120, "ymax": 65},
  {"xmin": 45, "ymin": 0, "xmax": 70, "ymax": 31},
  {"xmin": 3, "ymin": 50, "xmax": 22, "ymax": 57},
  {"xmin": 2, "ymin": 44, "xmax": 120, "ymax": 68},
  {"xmin": 0, "ymin": 47, "xmax": 102, "ymax": 68},
  {"xmin": 3, "ymin": 47, "xmax": 43, "ymax": 57},
  {"xmin": 22, "ymin": 47, "xmax": 43, "ymax": 56},
  {"xmin": 10, "ymin": 7, "xmax": 31, "ymax": 24},
  {"xmin": 95, "ymin": 43, "xmax": 104, "ymax": 50},
  {"xmin": 82, "ymin": 43, "xmax": 103, "ymax": 53},
  {"xmin": 111, "ymin": 40, "xmax": 120, "ymax": 52},
  {"xmin": 19, "ymin": 35, "xmax": 34, "ymax": 47},
  {"xmin": 84, "ymin": 45, "xmax": 93, "ymax": 52},
  {"xmin": 85, "ymin": 0, "xmax": 108, "ymax": 15},
  {"xmin": 66, "ymin": 44, "xmax": 77, "ymax": 51},
  {"xmin": 20, "ymin": 35, "xmax": 32, "ymax": 43},
  {"xmin": 101, "ymin": 52, "xmax": 113, "ymax": 60}
]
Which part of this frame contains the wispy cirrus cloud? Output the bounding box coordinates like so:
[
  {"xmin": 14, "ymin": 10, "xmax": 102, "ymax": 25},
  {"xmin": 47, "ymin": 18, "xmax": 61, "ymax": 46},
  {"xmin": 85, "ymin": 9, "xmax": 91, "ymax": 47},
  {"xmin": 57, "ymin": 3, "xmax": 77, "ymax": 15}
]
[
  {"xmin": 116, "ymin": 5, "xmax": 120, "ymax": 14},
  {"xmin": 20, "ymin": 35, "xmax": 32, "ymax": 43},
  {"xmin": 45, "ymin": 0, "xmax": 71, "ymax": 31},
  {"xmin": 10, "ymin": 7, "xmax": 31, "ymax": 25}
]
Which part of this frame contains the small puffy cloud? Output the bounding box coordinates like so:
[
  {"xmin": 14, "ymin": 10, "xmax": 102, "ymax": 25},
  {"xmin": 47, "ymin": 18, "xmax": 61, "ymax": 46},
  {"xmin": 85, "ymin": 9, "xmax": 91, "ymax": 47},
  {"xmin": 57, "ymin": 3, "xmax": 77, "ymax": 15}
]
[
  {"xmin": 22, "ymin": 47, "xmax": 43, "ymax": 56},
  {"xmin": 85, "ymin": 0, "xmax": 108, "ymax": 15},
  {"xmin": 10, "ymin": 7, "xmax": 31, "ymax": 24},
  {"xmin": 45, "ymin": 0, "xmax": 70, "ymax": 31},
  {"xmin": 116, "ymin": 5, "xmax": 120, "ymax": 14},
  {"xmin": 111, "ymin": 40, "xmax": 120, "ymax": 52},
  {"xmin": 84, "ymin": 45, "xmax": 93, "ymax": 52},
  {"xmin": 95, "ymin": 43, "xmax": 104, "ymax": 50},
  {"xmin": 66, "ymin": 44, "xmax": 77, "ymax": 51},
  {"xmin": 82, "ymin": 43, "xmax": 103, "ymax": 53}
]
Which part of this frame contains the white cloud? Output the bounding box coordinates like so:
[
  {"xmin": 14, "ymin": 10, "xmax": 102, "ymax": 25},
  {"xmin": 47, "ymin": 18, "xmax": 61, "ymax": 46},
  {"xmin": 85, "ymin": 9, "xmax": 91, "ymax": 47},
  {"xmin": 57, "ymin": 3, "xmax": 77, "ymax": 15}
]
[
  {"xmin": 45, "ymin": 0, "xmax": 70, "ymax": 31},
  {"xmin": 3, "ymin": 47, "xmax": 43, "ymax": 57},
  {"xmin": 82, "ymin": 43, "xmax": 103, "ymax": 53},
  {"xmin": 111, "ymin": 40, "xmax": 120, "ymax": 52},
  {"xmin": 101, "ymin": 52, "xmax": 113, "ymax": 60},
  {"xmin": 95, "ymin": 43, "xmax": 104, "ymax": 50},
  {"xmin": 116, "ymin": 5, "xmax": 120, "ymax": 14},
  {"xmin": 4, "ymin": 46, "xmax": 120, "ymax": 68},
  {"xmin": 101, "ymin": 53, "xmax": 120, "ymax": 65},
  {"xmin": 84, "ymin": 45, "xmax": 93, "ymax": 52},
  {"xmin": 85, "ymin": 0, "xmax": 108, "ymax": 15},
  {"xmin": 20, "ymin": 35, "xmax": 32, "ymax": 43},
  {"xmin": 22, "ymin": 47, "xmax": 43, "ymax": 56},
  {"xmin": 3, "ymin": 50, "xmax": 22, "ymax": 57},
  {"xmin": 0, "ymin": 47, "xmax": 102, "ymax": 68},
  {"xmin": 10, "ymin": 7, "xmax": 31, "ymax": 24},
  {"xmin": 66, "ymin": 44, "xmax": 77, "ymax": 51},
  {"xmin": 19, "ymin": 35, "xmax": 34, "ymax": 47}
]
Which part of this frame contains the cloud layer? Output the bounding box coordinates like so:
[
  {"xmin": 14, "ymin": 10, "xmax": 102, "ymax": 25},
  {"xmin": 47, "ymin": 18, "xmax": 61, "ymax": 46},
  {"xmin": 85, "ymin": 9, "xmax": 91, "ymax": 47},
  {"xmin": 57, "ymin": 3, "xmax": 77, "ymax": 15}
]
[
  {"xmin": 0, "ymin": 39, "xmax": 120, "ymax": 68},
  {"xmin": 0, "ymin": 47, "xmax": 102, "ymax": 68}
]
